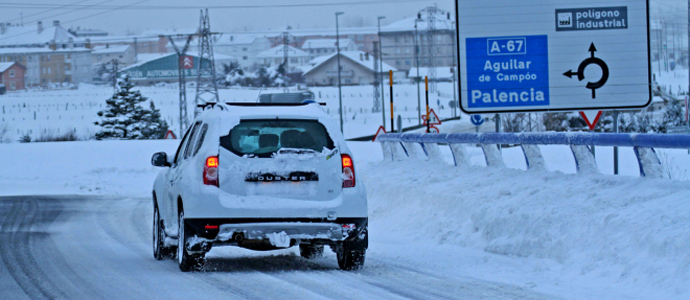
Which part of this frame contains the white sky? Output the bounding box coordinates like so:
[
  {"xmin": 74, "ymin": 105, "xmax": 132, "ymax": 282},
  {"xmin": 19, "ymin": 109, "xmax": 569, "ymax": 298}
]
[
  {"xmin": 0, "ymin": 1, "xmax": 682, "ymax": 36},
  {"xmin": 0, "ymin": 0, "xmax": 452, "ymax": 36}
]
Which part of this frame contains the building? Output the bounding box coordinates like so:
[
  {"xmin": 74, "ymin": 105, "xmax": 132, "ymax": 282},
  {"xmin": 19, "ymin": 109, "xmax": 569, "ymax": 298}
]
[
  {"xmin": 301, "ymin": 39, "xmax": 358, "ymax": 60},
  {"xmin": 121, "ymin": 52, "xmax": 236, "ymax": 85},
  {"xmin": 380, "ymin": 7, "xmax": 456, "ymax": 72},
  {"xmin": 68, "ymin": 27, "xmax": 108, "ymax": 38},
  {"xmin": 92, "ymin": 45, "xmax": 136, "ymax": 66},
  {"xmin": 302, "ymin": 51, "xmax": 396, "ymax": 86},
  {"xmin": 89, "ymin": 35, "xmax": 168, "ymax": 55},
  {"xmin": 0, "ymin": 21, "xmax": 86, "ymax": 49},
  {"xmin": 257, "ymin": 45, "xmax": 311, "ymax": 74},
  {"xmin": 264, "ymin": 27, "xmax": 379, "ymax": 53},
  {"xmin": 0, "ymin": 47, "xmax": 92, "ymax": 86},
  {"xmin": 175, "ymin": 34, "xmax": 272, "ymax": 72},
  {"xmin": 0, "ymin": 62, "xmax": 26, "ymax": 91}
]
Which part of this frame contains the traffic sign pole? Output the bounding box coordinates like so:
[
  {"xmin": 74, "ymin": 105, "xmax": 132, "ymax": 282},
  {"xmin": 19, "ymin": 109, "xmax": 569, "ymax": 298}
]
[
  {"xmin": 390, "ymin": 70, "xmax": 394, "ymax": 133},
  {"xmin": 613, "ymin": 110, "xmax": 619, "ymax": 175},
  {"xmin": 425, "ymin": 76, "xmax": 430, "ymax": 133}
]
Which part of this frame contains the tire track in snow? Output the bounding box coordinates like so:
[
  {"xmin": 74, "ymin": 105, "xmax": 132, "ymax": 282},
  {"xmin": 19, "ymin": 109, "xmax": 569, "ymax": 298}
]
[{"xmin": 0, "ymin": 197, "xmax": 68, "ymax": 300}]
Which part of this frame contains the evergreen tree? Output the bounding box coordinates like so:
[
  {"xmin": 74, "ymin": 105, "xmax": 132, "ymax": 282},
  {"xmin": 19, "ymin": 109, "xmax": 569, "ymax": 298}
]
[
  {"xmin": 140, "ymin": 102, "xmax": 169, "ymax": 139},
  {"xmin": 662, "ymin": 99, "xmax": 685, "ymax": 131},
  {"xmin": 94, "ymin": 75, "xmax": 167, "ymax": 140}
]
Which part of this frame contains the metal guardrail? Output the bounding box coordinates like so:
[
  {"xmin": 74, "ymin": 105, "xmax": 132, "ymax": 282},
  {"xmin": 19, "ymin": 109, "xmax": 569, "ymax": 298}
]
[{"xmin": 376, "ymin": 132, "xmax": 690, "ymax": 178}]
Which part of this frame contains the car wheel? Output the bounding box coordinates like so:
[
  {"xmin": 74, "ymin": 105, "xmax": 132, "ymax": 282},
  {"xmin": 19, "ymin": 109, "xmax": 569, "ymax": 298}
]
[
  {"xmin": 177, "ymin": 210, "xmax": 204, "ymax": 272},
  {"xmin": 336, "ymin": 245, "xmax": 365, "ymax": 271},
  {"xmin": 153, "ymin": 205, "xmax": 167, "ymax": 260},
  {"xmin": 299, "ymin": 244, "xmax": 324, "ymax": 259}
]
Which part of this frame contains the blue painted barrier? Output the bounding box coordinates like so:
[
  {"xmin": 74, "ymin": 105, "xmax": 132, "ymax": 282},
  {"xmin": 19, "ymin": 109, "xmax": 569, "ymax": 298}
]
[{"xmin": 376, "ymin": 132, "xmax": 690, "ymax": 178}]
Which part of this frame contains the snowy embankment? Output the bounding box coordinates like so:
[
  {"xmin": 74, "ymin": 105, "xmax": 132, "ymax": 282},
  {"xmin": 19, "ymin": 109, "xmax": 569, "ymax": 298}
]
[
  {"xmin": 0, "ymin": 140, "xmax": 688, "ymax": 299},
  {"xmin": 354, "ymin": 142, "xmax": 690, "ymax": 299}
]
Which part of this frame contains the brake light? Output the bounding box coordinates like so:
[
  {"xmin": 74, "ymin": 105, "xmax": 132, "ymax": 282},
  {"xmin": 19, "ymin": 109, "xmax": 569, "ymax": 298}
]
[
  {"xmin": 342, "ymin": 154, "xmax": 355, "ymax": 188},
  {"xmin": 203, "ymin": 155, "xmax": 219, "ymax": 187}
]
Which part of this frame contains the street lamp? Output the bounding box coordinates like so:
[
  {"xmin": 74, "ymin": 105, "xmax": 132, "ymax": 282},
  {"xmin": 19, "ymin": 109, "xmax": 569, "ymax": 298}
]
[
  {"xmin": 336, "ymin": 12, "xmax": 344, "ymax": 133},
  {"xmin": 377, "ymin": 16, "xmax": 386, "ymax": 128},
  {"xmin": 415, "ymin": 18, "xmax": 423, "ymax": 125}
]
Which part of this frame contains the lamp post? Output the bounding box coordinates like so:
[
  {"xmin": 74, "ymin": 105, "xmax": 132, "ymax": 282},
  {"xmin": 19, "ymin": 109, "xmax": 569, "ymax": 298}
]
[
  {"xmin": 377, "ymin": 16, "xmax": 386, "ymax": 128},
  {"xmin": 451, "ymin": 21, "xmax": 458, "ymax": 118},
  {"xmin": 336, "ymin": 12, "xmax": 344, "ymax": 133},
  {"xmin": 415, "ymin": 18, "xmax": 422, "ymax": 125}
]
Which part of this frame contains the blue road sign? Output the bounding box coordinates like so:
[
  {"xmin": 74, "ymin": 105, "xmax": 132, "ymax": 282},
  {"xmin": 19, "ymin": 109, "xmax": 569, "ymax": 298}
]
[
  {"xmin": 466, "ymin": 35, "xmax": 550, "ymax": 109},
  {"xmin": 470, "ymin": 114, "xmax": 485, "ymax": 126}
]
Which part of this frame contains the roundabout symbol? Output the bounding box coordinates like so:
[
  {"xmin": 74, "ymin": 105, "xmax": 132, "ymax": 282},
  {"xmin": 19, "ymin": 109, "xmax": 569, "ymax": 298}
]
[{"xmin": 563, "ymin": 43, "xmax": 609, "ymax": 99}]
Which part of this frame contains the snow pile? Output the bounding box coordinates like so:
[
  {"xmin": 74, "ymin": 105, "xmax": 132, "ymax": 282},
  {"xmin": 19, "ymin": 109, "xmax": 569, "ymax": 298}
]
[
  {"xmin": 360, "ymin": 148, "xmax": 690, "ymax": 299},
  {"xmin": 0, "ymin": 139, "xmax": 178, "ymax": 197}
]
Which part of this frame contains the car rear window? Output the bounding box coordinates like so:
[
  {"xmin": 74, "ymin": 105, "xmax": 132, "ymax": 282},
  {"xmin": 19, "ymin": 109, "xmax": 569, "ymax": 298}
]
[{"xmin": 220, "ymin": 119, "xmax": 334, "ymax": 157}]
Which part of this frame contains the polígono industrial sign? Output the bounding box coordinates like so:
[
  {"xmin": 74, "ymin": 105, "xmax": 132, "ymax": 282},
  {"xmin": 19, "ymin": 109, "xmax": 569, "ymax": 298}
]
[{"xmin": 456, "ymin": 0, "xmax": 651, "ymax": 114}]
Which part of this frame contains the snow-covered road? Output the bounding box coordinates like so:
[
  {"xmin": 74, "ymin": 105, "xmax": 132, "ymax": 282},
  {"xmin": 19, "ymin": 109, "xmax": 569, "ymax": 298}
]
[{"xmin": 0, "ymin": 195, "xmax": 559, "ymax": 300}]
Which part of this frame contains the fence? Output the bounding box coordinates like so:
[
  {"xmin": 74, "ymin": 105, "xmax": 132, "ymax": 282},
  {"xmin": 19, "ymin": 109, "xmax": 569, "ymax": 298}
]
[{"xmin": 376, "ymin": 132, "xmax": 690, "ymax": 178}]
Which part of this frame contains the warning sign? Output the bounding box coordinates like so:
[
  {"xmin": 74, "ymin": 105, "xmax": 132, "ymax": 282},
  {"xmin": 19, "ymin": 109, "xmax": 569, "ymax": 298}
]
[{"xmin": 422, "ymin": 109, "xmax": 441, "ymax": 126}]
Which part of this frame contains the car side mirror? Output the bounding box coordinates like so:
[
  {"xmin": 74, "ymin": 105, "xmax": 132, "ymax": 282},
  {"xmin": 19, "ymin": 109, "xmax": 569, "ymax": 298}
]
[{"xmin": 151, "ymin": 152, "xmax": 171, "ymax": 167}]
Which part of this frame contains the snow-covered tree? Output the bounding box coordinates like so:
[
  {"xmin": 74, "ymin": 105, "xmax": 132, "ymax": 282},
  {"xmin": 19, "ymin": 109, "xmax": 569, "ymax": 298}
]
[
  {"xmin": 542, "ymin": 113, "xmax": 571, "ymax": 131},
  {"xmin": 94, "ymin": 75, "xmax": 168, "ymax": 140},
  {"xmin": 662, "ymin": 99, "xmax": 685, "ymax": 130}
]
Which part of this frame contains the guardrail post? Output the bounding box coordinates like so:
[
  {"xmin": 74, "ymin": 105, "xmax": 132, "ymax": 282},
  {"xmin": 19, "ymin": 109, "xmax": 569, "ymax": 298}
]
[
  {"xmin": 380, "ymin": 142, "xmax": 393, "ymax": 161},
  {"xmin": 423, "ymin": 142, "xmax": 443, "ymax": 161},
  {"xmin": 570, "ymin": 145, "xmax": 600, "ymax": 174},
  {"xmin": 481, "ymin": 144, "xmax": 506, "ymax": 167},
  {"xmin": 633, "ymin": 147, "xmax": 664, "ymax": 178},
  {"xmin": 449, "ymin": 143, "xmax": 470, "ymax": 167},
  {"xmin": 521, "ymin": 144, "xmax": 547, "ymax": 171},
  {"xmin": 390, "ymin": 141, "xmax": 408, "ymax": 161},
  {"xmin": 403, "ymin": 141, "xmax": 426, "ymax": 160}
]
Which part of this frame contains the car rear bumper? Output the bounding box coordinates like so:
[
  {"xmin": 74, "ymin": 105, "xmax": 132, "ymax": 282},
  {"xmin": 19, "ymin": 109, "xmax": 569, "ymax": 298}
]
[{"xmin": 184, "ymin": 217, "xmax": 367, "ymax": 251}]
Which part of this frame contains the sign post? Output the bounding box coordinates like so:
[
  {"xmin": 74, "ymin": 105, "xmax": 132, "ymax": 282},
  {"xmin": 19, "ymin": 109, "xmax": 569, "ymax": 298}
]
[
  {"xmin": 425, "ymin": 76, "xmax": 430, "ymax": 133},
  {"xmin": 471, "ymin": 114, "xmax": 484, "ymax": 132},
  {"xmin": 456, "ymin": 1, "xmax": 651, "ymax": 114}
]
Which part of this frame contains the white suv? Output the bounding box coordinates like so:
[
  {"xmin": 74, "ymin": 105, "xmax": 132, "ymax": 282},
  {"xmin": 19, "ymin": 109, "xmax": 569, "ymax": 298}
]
[{"xmin": 151, "ymin": 102, "xmax": 368, "ymax": 271}]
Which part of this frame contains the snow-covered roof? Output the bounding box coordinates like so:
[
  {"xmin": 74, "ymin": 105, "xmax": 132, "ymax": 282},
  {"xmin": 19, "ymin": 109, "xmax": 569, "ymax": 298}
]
[
  {"xmin": 92, "ymin": 45, "xmax": 131, "ymax": 54},
  {"xmin": 302, "ymin": 51, "xmax": 396, "ymax": 75},
  {"xmin": 408, "ymin": 67, "xmax": 454, "ymax": 78},
  {"xmin": 124, "ymin": 52, "xmax": 236, "ymax": 70},
  {"xmin": 301, "ymin": 39, "xmax": 355, "ymax": 50},
  {"xmin": 141, "ymin": 28, "xmax": 198, "ymax": 36},
  {"xmin": 257, "ymin": 45, "xmax": 309, "ymax": 58},
  {"xmin": 88, "ymin": 35, "xmax": 160, "ymax": 43},
  {"xmin": 652, "ymin": 96, "xmax": 665, "ymax": 103},
  {"xmin": 0, "ymin": 22, "xmax": 83, "ymax": 47},
  {"xmin": 0, "ymin": 62, "xmax": 16, "ymax": 72},
  {"xmin": 0, "ymin": 47, "xmax": 91, "ymax": 54},
  {"xmin": 382, "ymin": 8, "xmax": 455, "ymax": 33},
  {"xmin": 215, "ymin": 34, "xmax": 266, "ymax": 46}
]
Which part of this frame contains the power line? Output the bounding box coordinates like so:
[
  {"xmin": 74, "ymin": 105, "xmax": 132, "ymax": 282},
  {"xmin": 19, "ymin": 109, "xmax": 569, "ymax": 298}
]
[
  {"xmin": 1, "ymin": 0, "xmax": 92, "ymax": 24},
  {"xmin": 0, "ymin": 0, "xmax": 149, "ymax": 42},
  {"xmin": 0, "ymin": 0, "xmax": 430, "ymax": 10}
]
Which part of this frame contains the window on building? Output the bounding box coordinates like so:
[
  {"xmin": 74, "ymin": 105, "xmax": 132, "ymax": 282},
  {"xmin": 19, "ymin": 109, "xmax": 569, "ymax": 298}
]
[
  {"xmin": 290, "ymin": 58, "xmax": 298, "ymax": 64},
  {"xmin": 396, "ymin": 60, "xmax": 401, "ymax": 66},
  {"xmin": 405, "ymin": 48, "xmax": 410, "ymax": 54},
  {"xmin": 243, "ymin": 56, "xmax": 248, "ymax": 60},
  {"xmin": 65, "ymin": 65, "xmax": 70, "ymax": 71},
  {"xmin": 48, "ymin": 67, "xmax": 51, "ymax": 74},
  {"xmin": 242, "ymin": 47, "xmax": 248, "ymax": 51},
  {"xmin": 356, "ymin": 35, "xmax": 364, "ymax": 41},
  {"xmin": 119, "ymin": 55, "xmax": 123, "ymax": 58},
  {"xmin": 405, "ymin": 60, "xmax": 411, "ymax": 66},
  {"xmin": 40, "ymin": 55, "xmax": 44, "ymax": 62},
  {"xmin": 9, "ymin": 69, "xmax": 14, "ymax": 77},
  {"xmin": 67, "ymin": 54, "xmax": 71, "ymax": 59},
  {"xmin": 396, "ymin": 48, "xmax": 401, "ymax": 54},
  {"xmin": 10, "ymin": 82, "xmax": 15, "ymax": 90},
  {"xmin": 395, "ymin": 36, "xmax": 400, "ymax": 43},
  {"xmin": 28, "ymin": 56, "xmax": 32, "ymax": 62},
  {"xmin": 47, "ymin": 56, "xmax": 50, "ymax": 61}
]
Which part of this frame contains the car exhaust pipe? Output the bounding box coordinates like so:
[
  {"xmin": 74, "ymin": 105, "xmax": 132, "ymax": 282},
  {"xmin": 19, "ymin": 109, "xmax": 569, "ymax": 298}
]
[{"xmin": 232, "ymin": 232, "xmax": 244, "ymax": 243}]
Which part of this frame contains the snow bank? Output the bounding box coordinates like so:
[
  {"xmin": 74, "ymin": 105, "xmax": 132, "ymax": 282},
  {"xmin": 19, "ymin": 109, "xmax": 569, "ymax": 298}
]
[
  {"xmin": 359, "ymin": 143, "xmax": 690, "ymax": 299},
  {"xmin": 0, "ymin": 140, "xmax": 178, "ymax": 197}
]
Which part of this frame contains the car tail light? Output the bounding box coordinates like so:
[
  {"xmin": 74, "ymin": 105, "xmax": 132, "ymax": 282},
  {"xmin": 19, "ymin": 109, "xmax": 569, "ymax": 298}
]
[
  {"xmin": 204, "ymin": 156, "xmax": 219, "ymax": 187},
  {"xmin": 342, "ymin": 154, "xmax": 355, "ymax": 188}
]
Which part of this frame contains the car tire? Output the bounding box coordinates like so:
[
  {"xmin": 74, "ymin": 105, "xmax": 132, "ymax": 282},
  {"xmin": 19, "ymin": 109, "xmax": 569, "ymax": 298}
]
[
  {"xmin": 152, "ymin": 204, "xmax": 172, "ymax": 260},
  {"xmin": 299, "ymin": 244, "xmax": 324, "ymax": 259},
  {"xmin": 337, "ymin": 245, "xmax": 365, "ymax": 271},
  {"xmin": 177, "ymin": 210, "xmax": 204, "ymax": 272}
]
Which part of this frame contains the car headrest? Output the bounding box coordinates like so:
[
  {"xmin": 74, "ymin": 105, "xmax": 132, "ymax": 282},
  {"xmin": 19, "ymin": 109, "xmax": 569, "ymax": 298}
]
[{"xmin": 259, "ymin": 134, "xmax": 279, "ymax": 148}]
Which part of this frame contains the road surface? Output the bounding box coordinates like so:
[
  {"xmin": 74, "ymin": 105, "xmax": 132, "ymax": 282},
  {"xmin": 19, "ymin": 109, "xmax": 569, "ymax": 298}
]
[{"xmin": 0, "ymin": 195, "xmax": 559, "ymax": 300}]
